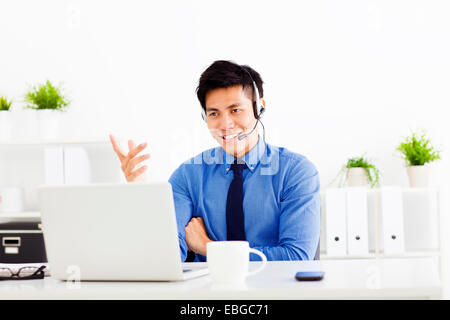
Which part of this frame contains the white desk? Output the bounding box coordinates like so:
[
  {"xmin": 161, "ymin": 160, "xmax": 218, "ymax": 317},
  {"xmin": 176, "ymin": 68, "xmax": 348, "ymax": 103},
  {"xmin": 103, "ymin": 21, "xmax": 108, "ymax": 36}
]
[{"xmin": 0, "ymin": 257, "xmax": 442, "ymax": 300}]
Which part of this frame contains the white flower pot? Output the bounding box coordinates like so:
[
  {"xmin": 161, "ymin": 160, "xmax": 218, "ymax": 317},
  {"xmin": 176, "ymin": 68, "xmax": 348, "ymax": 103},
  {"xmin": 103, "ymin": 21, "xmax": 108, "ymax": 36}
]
[
  {"xmin": 346, "ymin": 168, "xmax": 369, "ymax": 187},
  {"xmin": 12, "ymin": 109, "xmax": 38, "ymax": 140},
  {"xmin": 406, "ymin": 165, "xmax": 430, "ymax": 188},
  {"xmin": 0, "ymin": 187, "xmax": 25, "ymax": 213},
  {"xmin": 0, "ymin": 111, "xmax": 13, "ymax": 141},
  {"xmin": 36, "ymin": 109, "xmax": 61, "ymax": 140}
]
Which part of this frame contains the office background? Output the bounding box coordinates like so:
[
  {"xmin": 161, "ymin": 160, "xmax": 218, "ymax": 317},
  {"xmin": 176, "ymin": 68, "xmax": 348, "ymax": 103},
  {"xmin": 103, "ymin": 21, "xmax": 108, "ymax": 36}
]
[{"xmin": 1, "ymin": 0, "xmax": 449, "ymax": 297}]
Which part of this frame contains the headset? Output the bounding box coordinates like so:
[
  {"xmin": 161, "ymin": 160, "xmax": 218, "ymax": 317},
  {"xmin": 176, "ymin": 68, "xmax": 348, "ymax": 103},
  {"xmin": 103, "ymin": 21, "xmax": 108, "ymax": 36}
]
[{"xmin": 200, "ymin": 65, "xmax": 265, "ymax": 141}]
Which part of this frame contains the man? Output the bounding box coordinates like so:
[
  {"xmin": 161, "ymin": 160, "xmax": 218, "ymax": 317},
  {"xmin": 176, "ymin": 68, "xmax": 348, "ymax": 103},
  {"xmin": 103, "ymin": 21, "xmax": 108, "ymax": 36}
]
[{"xmin": 110, "ymin": 60, "xmax": 320, "ymax": 262}]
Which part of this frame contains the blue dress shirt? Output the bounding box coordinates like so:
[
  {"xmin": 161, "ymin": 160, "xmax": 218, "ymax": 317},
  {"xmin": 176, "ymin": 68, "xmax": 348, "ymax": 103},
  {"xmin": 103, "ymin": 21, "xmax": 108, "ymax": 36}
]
[{"xmin": 168, "ymin": 137, "xmax": 321, "ymax": 262}]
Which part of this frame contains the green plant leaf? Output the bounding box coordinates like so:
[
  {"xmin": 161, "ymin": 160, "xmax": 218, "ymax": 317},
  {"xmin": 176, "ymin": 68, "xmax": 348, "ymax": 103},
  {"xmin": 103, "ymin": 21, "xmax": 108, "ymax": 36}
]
[
  {"xmin": 396, "ymin": 132, "xmax": 441, "ymax": 166},
  {"xmin": 24, "ymin": 80, "xmax": 69, "ymax": 111},
  {"xmin": 0, "ymin": 96, "xmax": 12, "ymax": 111}
]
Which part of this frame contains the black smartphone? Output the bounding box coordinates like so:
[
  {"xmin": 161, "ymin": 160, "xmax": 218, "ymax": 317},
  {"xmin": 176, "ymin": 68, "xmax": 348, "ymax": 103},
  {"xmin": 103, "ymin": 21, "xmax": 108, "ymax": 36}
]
[{"xmin": 295, "ymin": 271, "xmax": 325, "ymax": 281}]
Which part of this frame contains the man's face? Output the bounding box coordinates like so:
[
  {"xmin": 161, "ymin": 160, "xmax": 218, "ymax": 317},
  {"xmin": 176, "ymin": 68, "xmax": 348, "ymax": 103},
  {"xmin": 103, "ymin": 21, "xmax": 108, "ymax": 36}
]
[{"xmin": 204, "ymin": 85, "xmax": 263, "ymax": 158}]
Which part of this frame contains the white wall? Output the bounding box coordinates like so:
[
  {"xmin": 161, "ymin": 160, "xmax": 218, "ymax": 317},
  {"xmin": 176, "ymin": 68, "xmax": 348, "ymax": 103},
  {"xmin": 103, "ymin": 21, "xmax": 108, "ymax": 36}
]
[{"xmin": 1, "ymin": 0, "xmax": 449, "ymax": 187}]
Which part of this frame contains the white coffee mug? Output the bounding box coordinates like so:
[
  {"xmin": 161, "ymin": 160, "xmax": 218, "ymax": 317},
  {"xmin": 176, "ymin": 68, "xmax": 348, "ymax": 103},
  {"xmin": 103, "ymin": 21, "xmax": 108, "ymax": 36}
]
[
  {"xmin": 0, "ymin": 187, "xmax": 25, "ymax": 213},
  {"xmin": 207, "ymin": 241, "xmax": 267, "ymax": 284}
]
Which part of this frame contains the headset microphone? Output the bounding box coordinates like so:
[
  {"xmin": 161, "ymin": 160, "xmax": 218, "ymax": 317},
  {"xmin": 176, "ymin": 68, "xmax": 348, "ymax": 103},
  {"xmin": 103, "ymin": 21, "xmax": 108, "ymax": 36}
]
[
  {"xmin": 237, "ymin": 106, "xmax": 265, "ymax": 141},
  {"xmin": 237, "ymin": 120, "xmax": 258, "ymax": 141}
]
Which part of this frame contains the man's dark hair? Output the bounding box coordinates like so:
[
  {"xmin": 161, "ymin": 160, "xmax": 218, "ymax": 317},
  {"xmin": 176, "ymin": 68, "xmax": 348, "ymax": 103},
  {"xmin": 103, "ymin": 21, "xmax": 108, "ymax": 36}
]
[{"xmin": 196, "ymin": 60, "xmax": 264, "ymax": 111}]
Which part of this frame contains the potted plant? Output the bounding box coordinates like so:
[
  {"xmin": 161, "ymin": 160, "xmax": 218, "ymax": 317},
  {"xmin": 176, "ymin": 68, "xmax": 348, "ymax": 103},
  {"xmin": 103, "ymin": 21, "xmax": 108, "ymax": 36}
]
[
  {"xmin": 24, "ymin": 80, "xmax": 70, "ymax": 139},
  {"xmin": 396, "ymin": 132, "xmax": 441, "ymax": 188},
  {"xmin": 0, "ymin": 96, "xmax": 13, "ymax": 141},
  {"xmin": 331, "ymin": 156, "xmax": 380, "ymax": 188},
  {"xmin": 345, "ymin": 156, "xmax": 380, "ymax": 188}
]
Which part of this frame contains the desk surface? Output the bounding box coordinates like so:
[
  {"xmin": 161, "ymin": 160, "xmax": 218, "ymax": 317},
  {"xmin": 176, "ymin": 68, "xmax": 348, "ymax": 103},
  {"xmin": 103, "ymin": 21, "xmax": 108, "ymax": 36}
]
[{"xmin": 0, "ymin": 257, "xmax": 442, "ymax": 300}]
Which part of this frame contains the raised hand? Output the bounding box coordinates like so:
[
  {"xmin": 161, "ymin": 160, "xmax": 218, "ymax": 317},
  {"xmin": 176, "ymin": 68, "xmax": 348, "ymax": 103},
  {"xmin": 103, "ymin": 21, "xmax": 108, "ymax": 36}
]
[{"xmin": 109, "ymin": 134, "xmax": 150, "ymax": 182}]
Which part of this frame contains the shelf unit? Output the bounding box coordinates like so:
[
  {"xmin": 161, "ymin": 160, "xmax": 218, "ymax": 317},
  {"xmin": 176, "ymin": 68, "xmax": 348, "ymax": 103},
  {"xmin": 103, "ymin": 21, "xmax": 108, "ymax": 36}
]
[
  {"xmin": 319, "ymin": 188, "xmax": 443, "ymax": 262},
  {"xmin": 320, "ymin": 251, "xmax": 441, "ymax": 260},
  {"xmin": 0, "ymin": 137, "xmax": 123, "ymax": 220},
  {"xmin": 0, "ymin": 211, "xmax": 41, "ymax": 223},
  {"xmin": 0, "ymin": 138, "xmax": 114, "ymax": 146}
]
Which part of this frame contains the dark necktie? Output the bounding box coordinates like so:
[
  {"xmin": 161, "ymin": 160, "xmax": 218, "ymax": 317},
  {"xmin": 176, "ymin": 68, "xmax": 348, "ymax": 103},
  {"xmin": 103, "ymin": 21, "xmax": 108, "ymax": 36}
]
[{"xmin": 226, "ymin": 160, "xmax": 247, "ymax": 240}]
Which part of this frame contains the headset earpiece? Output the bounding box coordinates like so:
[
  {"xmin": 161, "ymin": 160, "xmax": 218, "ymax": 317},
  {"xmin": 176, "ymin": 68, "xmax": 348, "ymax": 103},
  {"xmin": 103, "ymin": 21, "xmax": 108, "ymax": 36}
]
[
  {"xmin": 252, "ymin": 81, "xmax": 265, "ymax": 120},
  {"xmin": 258, "ymin": 105, "xmax": 265, "ymax": 119}
]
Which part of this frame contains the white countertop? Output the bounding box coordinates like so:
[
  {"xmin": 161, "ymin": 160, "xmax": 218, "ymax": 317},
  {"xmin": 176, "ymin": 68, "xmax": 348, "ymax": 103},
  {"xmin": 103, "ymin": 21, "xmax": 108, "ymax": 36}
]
[{"xmin": 0, "ymin": 257, "xmax": 442, "ymax": 300}]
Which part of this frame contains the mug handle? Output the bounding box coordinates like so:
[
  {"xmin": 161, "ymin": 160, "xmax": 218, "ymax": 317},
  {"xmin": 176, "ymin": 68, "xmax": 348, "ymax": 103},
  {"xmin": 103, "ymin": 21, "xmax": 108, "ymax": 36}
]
[{"xmin": 247, "ymin": 248, "xmax": 267, "ymax": 277}]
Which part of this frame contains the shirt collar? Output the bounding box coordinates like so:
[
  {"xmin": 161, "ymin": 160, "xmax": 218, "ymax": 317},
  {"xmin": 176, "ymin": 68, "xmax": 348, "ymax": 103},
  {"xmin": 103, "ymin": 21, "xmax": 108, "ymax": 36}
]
[{"xmin": 222, "ymin": 136, "xmax": 266, "ymax": 174}]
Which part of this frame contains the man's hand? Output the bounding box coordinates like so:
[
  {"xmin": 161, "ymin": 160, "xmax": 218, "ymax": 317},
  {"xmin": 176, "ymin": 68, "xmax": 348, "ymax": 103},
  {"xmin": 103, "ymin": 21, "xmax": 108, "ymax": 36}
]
[
  {"xmin": 185, "ymin": 217, "xmax": 212, "ymax": 256},
  {"xmin": 109, "ymin": 134, "xmax": 151, "ymax": 182}
]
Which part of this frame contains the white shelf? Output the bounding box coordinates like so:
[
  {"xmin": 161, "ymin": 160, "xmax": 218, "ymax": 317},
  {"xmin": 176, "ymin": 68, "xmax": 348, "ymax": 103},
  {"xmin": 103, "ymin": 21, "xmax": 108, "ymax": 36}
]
[
  {"xmin": 0, "ymin": 138, "xmax": 111, "ymax": 146},
  {"xmin": 0, "ymin": 211, "xmax": 41, "ymax": 222},
  {"xmin": 321, "ymin": 251, "xmax": 441, "ymax": 259}
]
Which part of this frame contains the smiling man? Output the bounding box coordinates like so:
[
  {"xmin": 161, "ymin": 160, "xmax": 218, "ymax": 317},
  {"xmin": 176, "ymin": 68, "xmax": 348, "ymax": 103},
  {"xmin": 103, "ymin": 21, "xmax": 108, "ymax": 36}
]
[{"xmin": 110, "ymin": 60, "xmax": 320, "ymax": 262}]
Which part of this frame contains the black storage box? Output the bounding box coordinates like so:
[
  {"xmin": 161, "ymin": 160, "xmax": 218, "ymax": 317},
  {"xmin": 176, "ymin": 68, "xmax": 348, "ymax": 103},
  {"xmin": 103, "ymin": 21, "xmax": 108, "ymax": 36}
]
[{"xmin": 0, "ymin": 222, "xmax": 47, "ymax": 263}]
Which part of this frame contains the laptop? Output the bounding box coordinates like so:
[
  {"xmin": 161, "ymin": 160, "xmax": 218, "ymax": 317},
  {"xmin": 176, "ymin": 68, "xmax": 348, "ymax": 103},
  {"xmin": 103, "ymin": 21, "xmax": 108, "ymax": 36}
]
[{"xmin": 38, "ymin": 182, "xmax": 209, "ymax": 281}]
